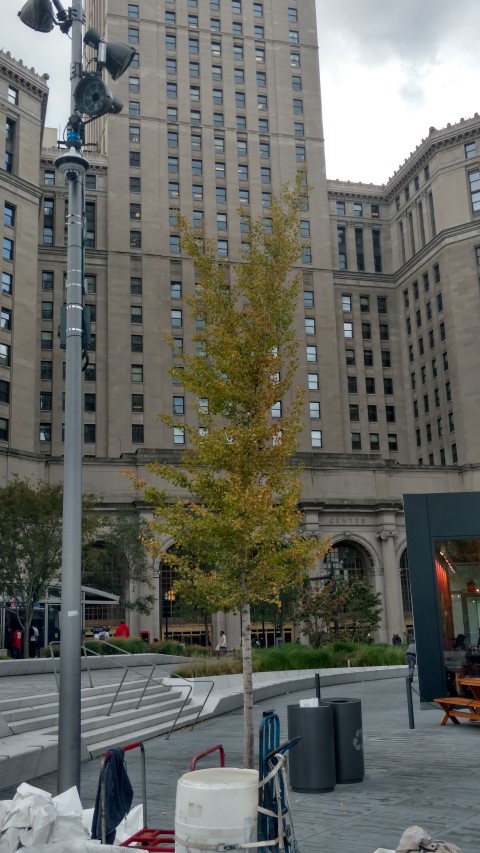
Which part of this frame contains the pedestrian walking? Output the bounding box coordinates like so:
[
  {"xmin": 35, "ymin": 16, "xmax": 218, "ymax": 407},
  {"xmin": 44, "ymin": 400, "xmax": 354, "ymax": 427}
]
[
  {"xmin": 215, "ymin": 630, "xmax": 227, "ymax": 657},
  {"xmin": 114, "ymin": 620, "xmax": 130, "ymax": 638},
  {"xmin": 406, "ymin": 639, "xmax": 416, "ymax": 682},
  {"xmin": 29, "ymin": 624, "xmax": 39, "ymax": 658}
]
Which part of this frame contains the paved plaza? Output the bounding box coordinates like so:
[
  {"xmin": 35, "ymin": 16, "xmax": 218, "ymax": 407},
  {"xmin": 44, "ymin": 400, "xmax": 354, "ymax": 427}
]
[{"xmin": 1, "ymin": 674, "xmax": 479, "ymax": 853}]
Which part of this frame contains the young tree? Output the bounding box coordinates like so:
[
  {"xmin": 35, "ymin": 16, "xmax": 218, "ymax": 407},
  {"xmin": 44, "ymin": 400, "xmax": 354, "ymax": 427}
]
[
  {"xmin": 131, "ymin": 180, "xmax": 329, "ymax": 767},
  {"xmin": 294, "ymin": 577, "xmax": 382, "ymax": 646},
  {"xmin": 83, "ymin": 512, "xmax": 156, "ymax": 616},
  {"xmin": 294, "ymin": 580, "xmax": 350, "ymax": 647},
  {"xmin": 0, "ymin": 479, "xmax": 99, "ymax": 657}
]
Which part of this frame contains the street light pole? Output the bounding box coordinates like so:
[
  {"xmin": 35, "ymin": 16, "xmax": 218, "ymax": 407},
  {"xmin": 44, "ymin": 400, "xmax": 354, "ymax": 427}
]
[
  {"xmin": 56, "ymin": 0, "xmax": 88, "ymax": 794},
  {"xmin": 18, "ymin": 0, "xmax": 136, "ymax": 794}
]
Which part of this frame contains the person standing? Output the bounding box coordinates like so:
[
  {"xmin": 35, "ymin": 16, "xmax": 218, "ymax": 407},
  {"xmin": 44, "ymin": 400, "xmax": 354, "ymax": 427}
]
[
  {"xmin": 114, "ymin": 620, "xmax": 130, "ymax": 638},
  {"xmin": 215, "ymin": 630, "xmax": 227, "ymax": 656},
  {"xmin": 406, "ymin": 639, "xmax": 416, "ymax": 682},
  {"xmin": 11, "ymin": 625, "xmax": 23, "ymax": 659},
  {"xmin": 29, "ymin": 624, "xmax": 39, "ymax": 658}
]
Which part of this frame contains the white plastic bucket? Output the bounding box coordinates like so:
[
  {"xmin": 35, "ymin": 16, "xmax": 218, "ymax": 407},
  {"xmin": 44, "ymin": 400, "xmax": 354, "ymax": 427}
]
[{"xmin": 175, "ymin": 767, "xmax": 259, "ymax": 853}]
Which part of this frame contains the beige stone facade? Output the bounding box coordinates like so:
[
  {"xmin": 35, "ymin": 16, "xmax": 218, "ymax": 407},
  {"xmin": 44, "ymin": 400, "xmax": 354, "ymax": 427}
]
[{"xmin": 3, "ymin": 3, "xmax": 480, "ymax": 644}]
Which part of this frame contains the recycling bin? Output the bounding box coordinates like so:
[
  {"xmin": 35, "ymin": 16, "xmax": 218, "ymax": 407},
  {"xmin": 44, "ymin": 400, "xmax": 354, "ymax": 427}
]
[
  {"xmin": 323, "ymin": 698, "xmax": 364, "ymax": 784},
  {"xmin": 287, "ymin": 702, "xmax": 336, "ymax": 792}
]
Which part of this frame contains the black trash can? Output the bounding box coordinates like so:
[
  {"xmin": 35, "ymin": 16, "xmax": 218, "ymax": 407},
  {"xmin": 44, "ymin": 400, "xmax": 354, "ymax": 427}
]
[
  {"xmin": 287, "ymin": 702, "xmax": 336, "ymax": 792},
  {"xmin": 324, "ymin": 697, "xmax": 364, "ymax": 784}
]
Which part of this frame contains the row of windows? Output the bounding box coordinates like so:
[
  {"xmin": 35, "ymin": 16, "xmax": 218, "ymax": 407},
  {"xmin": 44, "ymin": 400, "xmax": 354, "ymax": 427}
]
[
  {"xmin": 41, "ymin": 271, "xmax": 97, "ymax": 293},
  {"xmin": 343, "ymin": 321, "xmax": 390, "ymax": 341},
  {"xmin": 411, "ymin": 362, "xmax": 450, "ymax": 390},
  {"xmin": 407, "ymin": 323, "xmax": 446, "ymax": 363},
  {"xmin": 349, "ymin": 404, "xmax": 395, "ymax": 423},
  {"xmin": 403, "ymin": 265, "xmax": 440, "ymax": 307},
  {"xmin": 351, "ymin": 432, "xmax": 398, "ymax": 452},
  {"xmin": 40, "ymin": 361, "xmax": 96, "ymax": 382},
  {"xmin": 335, "ymin": 201, "xmax": 380, "ymax": 219},
  {"xmin": 395, "ymin": 163, "xmax": 430, "ymax": 211},
  {"xmin": 345, "ymin": 348, "xmax": 391, "ymax": 368},
  {"xmin": 416, "ymin": 412, "xmax": 455, "ymax": 445},
  {"xmin": 397, "ymin": 192, "xmax": 436, "ymax": 262},
  {"xmin": 418, "ymin": 444, "xmax": 457, "ymax": 467},
  {"xmin": 413, "ymin": 391, "xmax": 453, "ymax": 419},
  {"xmin": 337, "ymin": 227, "xmax": 382, "ymax": 273},
  {"xmin": 405, "ymin": 294, "xmax": 443, "ymax": 334},
  {"xmin": 43, "ymin": 169, "xmax": 97, "ymax": 190},
  {"xmin": 346, "ymin": 376, "xmax": 394, "ymax": 395},
  {"xmin": 342, "ymin": 294, "xmax": 387, "ymax": 314}
]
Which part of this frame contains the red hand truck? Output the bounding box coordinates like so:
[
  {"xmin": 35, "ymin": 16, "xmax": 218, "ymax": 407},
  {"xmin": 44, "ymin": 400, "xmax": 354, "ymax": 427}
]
[{"xmin": 99, "ymin": 741, "xmax": 225, "ymax": 851}]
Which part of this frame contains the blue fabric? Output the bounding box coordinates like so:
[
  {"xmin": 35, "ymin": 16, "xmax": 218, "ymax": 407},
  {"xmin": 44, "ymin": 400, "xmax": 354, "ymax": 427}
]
[{"xmin": 92, "ymin": 747, "xmax": 134, "ymax": 843}]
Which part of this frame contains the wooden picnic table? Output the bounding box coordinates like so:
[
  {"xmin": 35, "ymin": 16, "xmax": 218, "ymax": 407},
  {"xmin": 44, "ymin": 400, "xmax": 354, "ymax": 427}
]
[{"xmin": 458, "ymin": 677, "xmax": 480, "ymax": 699}]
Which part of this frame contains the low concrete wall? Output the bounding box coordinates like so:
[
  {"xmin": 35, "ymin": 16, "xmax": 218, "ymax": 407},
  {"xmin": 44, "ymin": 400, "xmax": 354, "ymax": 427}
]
[
  {"xmin": 0, "ymin": 653, "xmax": 186, "ymax": 677},
  {"xmin": 167, "ymin": 665, "xmax": 409, "ymax": 718}
]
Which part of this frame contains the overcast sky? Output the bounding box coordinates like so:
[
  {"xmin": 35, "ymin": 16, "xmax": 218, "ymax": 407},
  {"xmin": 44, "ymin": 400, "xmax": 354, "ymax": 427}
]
[{"xmin": 4, "ymin": 0, "xmax": 480, "ymax": 185}]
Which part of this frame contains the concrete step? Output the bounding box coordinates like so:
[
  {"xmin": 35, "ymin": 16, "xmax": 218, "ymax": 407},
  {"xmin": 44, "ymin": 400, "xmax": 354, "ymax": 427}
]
[
  {"xmin": 87, "ymin": 710, "xmax": 202, "ymax": 757},
  {"xmin": 0, "ymin": 678, "xmax": 171, "ymax": 714},
  {"xmin": 1, "ymin": 681, "xmax": 170, "ymax": 724},
  {"xmin": 7, "ymin": 692, "xmax": 186, "ymax": 735}
]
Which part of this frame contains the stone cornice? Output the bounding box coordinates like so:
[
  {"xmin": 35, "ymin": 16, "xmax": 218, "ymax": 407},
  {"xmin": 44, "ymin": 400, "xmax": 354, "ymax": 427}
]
[{"xmin": 0, "ymin": 169, "xmax": 42, "ymax": 201}]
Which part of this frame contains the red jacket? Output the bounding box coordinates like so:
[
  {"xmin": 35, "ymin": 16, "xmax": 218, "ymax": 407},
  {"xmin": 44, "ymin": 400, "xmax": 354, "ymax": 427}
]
[
  {"xmin": 12, "ymin": 629, "xmax": 22, "ymax": 648},
  {"xmin": 114, "ymin": 623, "xmax": 130, "ymax": 638}
]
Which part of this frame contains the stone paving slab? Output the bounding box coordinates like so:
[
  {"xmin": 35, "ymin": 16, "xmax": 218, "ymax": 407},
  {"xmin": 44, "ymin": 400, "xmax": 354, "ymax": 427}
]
[{"xmin": 1, "ymin": 676, "xmax": 479, "ymax": 853}]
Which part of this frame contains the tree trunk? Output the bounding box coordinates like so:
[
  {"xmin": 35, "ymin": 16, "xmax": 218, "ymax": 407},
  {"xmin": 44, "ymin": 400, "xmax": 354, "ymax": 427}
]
[{"xmin": 241, "ymin": 598, "xmax": 254, "ymax": 768}]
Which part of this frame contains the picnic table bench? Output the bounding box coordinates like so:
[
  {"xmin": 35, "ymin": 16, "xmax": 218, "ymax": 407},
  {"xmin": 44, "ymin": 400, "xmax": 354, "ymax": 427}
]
[{"xmin": 434, "ymin": 696, "xmax": 480, "ymax": 725}]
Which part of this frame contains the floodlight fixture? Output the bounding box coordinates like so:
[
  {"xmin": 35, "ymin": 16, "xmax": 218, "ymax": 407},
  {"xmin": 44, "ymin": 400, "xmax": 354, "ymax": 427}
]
[
  {"xmin": 84, "ymin": 27, "xmax": 136, "ymax": 80},
  {"xmin": 18, "ymin": 0, "xmax": 56, "ymax": 32},
  {"xmin": 74, "ymin": 73, "xmax": 119, "ymax": 117}
]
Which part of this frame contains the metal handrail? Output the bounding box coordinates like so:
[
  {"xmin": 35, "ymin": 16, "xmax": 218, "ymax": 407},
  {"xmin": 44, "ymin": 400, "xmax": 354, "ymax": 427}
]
[
  {"xmin": 168, "ymin": 671, "xmax": 215, "ymax": 739},
  {"xmin": 49, "ymin": 640, "xmax": 204, "ymax": 738},
  {"xmin": 49, "ymin": 640, "xmax": 94, "ymax": 690}
]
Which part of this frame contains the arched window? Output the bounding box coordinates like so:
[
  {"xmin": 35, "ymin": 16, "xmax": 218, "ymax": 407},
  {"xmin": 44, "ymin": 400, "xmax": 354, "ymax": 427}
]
[
  {"xmin": 323, "ymin": 540, "xmax": 373, "ymax": 583},
  {"xmin": 400, "ymin": 548, "xmax": 412, "ymax": 619}
]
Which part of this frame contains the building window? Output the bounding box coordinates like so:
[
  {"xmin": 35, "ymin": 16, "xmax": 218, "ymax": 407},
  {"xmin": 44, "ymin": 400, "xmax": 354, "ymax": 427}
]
[
  {"xmin": 131, "ymin": 364, "xmax": 143, "ymax": 383},
  {"xmin": 372, "ymin": 229, "xmax": 382, "ymax": 272},
  {"xmin": 173, "ymin": 426, "xmax": 185, "ymax": 445},
  {"xmin": 39, "ymin": 423, "xmax": 51, "ymax": 442},
  {"xmin": 347, "ymin": 376, "xmax": 357, "ymax": 394},
  {"xmin": 131, "ymin": 334, "xmax": 143, "ymax": 352},
  {"xmin": 465, "ymin": 141, "xmax": 477, "ymax": 159},
  {"xmin": 370, "ymin": 433, "xmax": 380, "ymax": 451},
  {"xmin": 365, "ymin": 377, "xmax": 375, "ymax": 394},
  {"xmin": 351, "ymin": 432, "xmax": 361, "ymax": 450},
  {"xmin": 2, "ymin": 272, "xmax": 13, "ymax": 295},
  {"xmin": 0, "ymin": 380, "xmax": 10, "ymax": 404},
  {"xmin": 388, "ymin": 434, "xmax": 398, "ymax": 452},
  {"xmin": 367, "ymin": 404, "xmax": 377, "ymax": 422},
  {"xmin": 382, "ymin": 350, "xmax": 391, "ymax": 368},
  {"xmin": 173, "ymin": 395, "xmax": 185, "ymax": 415},
  {"xmin": 308, "ymin": 373, "xmax": 319, "ymax": 390},
  {"xmin": 364, "ymin": 350, "xmax": 373, "ymax": 367},
  {"xmin": 309, "ymin": 401, "xmax": 320, "ymax": 419},
  {"xmin": 349, "ymin": 404, "xmax": 359, "ymax": 421},
  {"xmin": 4, "ymin": 118, "xmax": 15, "ymax": 173},
  {"xmin": 342, "ymin": 294, "xmax": 351, "ymax": 312},
  {"xmin": 130, "ymin": 231, "xmax": 141, "ymax": 248},
  {"xmin": 337, "ymin": 227, "xmax": 347, "ymax": 269},
  {"xmin": 345, "ymin": 349, "xmax": 355, "ymax": 366},
  {"xmin": 306, "ymin": 345, "xmax": 317, "ymax": 363},
  {"xmin": 311, "ymin": 430, "xmax": 322, "ymax": 448},
  {"xmin": 355, "ymin": 228, "xmax": 364, "ymax": 272},
  {"xmin": 384, "ymin": 377, "xmax": 393, "ymax": 395},
  {"xmin": 85, "ymin": 202, "xmax": 96, "ymax": 248},
  {"xmin": 336, "ymin": 200, "xmax": 345, "ymax": 216},
  {"xmin": 3, "ymin": 204, "xmax": 15, "ymax": 228},
  {"xmin": 343, "ymin": 322, "xmax": 353, "ymax": 339},
  {"xmin": 0, "ymin": 343, "xmax": 11, "ymax": 367},
  {"xmin": 41, "ymin": 301, "xmax": 53, "ymax": 320},
  {"xmin": 361, "ymin": 323, "xmax": 371, "ymax": 340}
]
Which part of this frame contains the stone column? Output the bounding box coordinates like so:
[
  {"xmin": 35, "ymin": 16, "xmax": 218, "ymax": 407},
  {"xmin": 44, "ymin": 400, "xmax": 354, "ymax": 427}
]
[
  {"xmin": 212, "ymin": 611, "xmax": 241, "ymax": 651},
  {"xmin": 373, "ymin": 567, "xmax": 388, "ymax": 643},
  {"xmin": 376, "ymin": 530, "xmax": 404, "ymax": 640}
]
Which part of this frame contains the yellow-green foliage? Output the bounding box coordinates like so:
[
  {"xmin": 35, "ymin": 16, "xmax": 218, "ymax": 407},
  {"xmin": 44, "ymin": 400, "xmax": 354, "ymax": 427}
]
[{"xmin": 130, "ymin": 177, "xmax": 329, "ymax": 613}]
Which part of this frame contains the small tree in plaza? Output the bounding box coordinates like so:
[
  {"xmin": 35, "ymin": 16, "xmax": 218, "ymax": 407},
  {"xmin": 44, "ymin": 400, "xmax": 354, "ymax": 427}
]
[
  {"xmin": 294, "ymin": 577, "xmax": 382, "ymax": 646},
  {"xmin": 131, "ymin": 180, "xmax": 329, "ymax": 767},
  {"xmin": 0, "ymin": 479, "xmax": 99, "ymax": 657},
  {"xmin": 83, "ymin": 511, "xmax": 156, "ymax": 617}
]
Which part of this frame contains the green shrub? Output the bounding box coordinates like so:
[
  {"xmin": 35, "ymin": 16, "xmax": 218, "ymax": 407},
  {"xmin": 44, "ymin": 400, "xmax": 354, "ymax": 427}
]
[
  {"xmin": 172, "ymin": 641, "xmax": 405, "ymax": 677},
  {"xmin": 148, "ymin": 640, "xmax": 188, "ymax": 656},
  {"xmin": 174, "ymin": 657, "xmax": 243, "ymax": 678}
]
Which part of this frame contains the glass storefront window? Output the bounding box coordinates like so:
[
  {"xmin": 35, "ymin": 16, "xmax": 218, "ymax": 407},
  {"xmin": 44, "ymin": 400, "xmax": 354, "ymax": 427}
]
[{"xmin": 434, "ymin": 539, "xmax": 480, "ymax": 694}]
